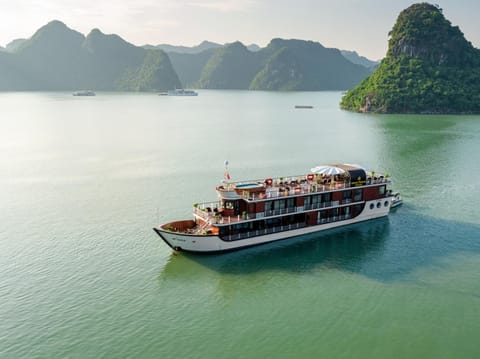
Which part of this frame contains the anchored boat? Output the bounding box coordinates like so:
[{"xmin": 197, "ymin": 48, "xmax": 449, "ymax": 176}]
[
  {"xmin": 72, "ymin": 90, "xmax": 96, "ymax": 96},
  {"xmin": 153, "ymin": 163, "xmax": 398, "ymax": 253},
  {"xmin": 159, "ymin": 89, "xmax": 198, "ymax": 96}
]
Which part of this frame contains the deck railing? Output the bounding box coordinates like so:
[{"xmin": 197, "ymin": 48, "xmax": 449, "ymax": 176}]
[
  {"xmin": 221, "ymin": 222, "xmax": 307, "ymax": 241},
  {"xmin": 241, "ymin": 177, "xmax": 390, "ymax": 201},
  {"xmin": 220, "ymin": 213, "xmax": 353, "ymax": 241},
  {"xmin": 194, "ymin": 199, "xmax": 361, "ymax": 226}
]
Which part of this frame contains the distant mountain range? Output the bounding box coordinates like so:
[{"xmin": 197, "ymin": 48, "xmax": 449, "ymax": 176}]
[
  {"xmin": 4, "ymin": 38, "xmax": 27, "ymax": 53},
  {"xmin": 0, "ymin": 21, "xmax": 180, "ymax": 91},
  {"xmin": 0, "ymin": 20, "xmax": 377, "ymax": 91},
  {"xmin": 144, "ymin": 40, "xmax": 222, "ymax": 54},
  {"xmin": 144, "ymin": 41, "xmax": 261, "ymax": 54},
  {"xmin": 167, "ymin": 39, "xmax": 373, "ymax": 90},
  {"xmin": 340, "ymin": 50, "xmax": 379, "ymax": 68}
]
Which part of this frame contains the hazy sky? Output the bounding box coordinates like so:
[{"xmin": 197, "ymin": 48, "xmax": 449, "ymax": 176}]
[{"xmin": 0, "ymin": 0, "xmax": 478, "ymax": 60}]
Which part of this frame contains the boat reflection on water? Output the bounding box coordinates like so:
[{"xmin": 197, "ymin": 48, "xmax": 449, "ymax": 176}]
[{"xmin": 159, "ymin": 218, "xmax": 390, "ymax": 279}]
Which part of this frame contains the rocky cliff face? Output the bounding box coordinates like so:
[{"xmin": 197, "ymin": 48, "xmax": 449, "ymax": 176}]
[
  {"xmin": 197, "ymin": 41, "xmax": 260, "ymax": 89},
  {"xmin": 195, "ymin": 38, "xmax": 371, "ymax": 90},
  {"xmin": 341, "ymin": 2, "xmax": 480, "ymax": 114},
  {"xmin": 387, "ymin": 3, "xmax": 478, "ymax": 67}
]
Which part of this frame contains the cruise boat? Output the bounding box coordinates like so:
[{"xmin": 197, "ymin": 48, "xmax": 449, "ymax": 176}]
[
  {"xmin": 153, "ymin": 164, "xmax": 398, "ymax": 253},
  {"xmin": 159, "ymin": 89, "xmax": 198, "ymax": 96},
  {"xmin": 295, "ymin": 105, "xmax": 314, "ymax": 109},
  {"xmin": 72, "ymin": 90, "xmax": 96, "ymax": 96}
]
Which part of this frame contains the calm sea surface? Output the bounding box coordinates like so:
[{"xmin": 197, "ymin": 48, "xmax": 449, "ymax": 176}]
[{"xmin": 1, "ymin": 91, "xmax": 479, "ymax": 358}]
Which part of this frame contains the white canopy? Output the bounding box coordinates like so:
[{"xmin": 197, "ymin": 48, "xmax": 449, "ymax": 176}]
[{"xmin": 310, "ymin": 165, "xmax": 346, "ymax": 176}]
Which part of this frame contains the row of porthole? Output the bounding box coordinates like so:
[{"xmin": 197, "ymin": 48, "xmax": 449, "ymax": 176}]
[{"xmin": 370, "ymin": 201, "xmax": 390, "ymax": 210}]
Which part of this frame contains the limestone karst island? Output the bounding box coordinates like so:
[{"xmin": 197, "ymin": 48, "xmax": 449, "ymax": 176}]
[{"xmin": 341, "ymin": 2, "xmax": 480, "ymax": 114}]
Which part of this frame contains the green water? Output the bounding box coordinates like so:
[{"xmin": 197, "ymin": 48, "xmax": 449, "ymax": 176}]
[{"xmin": 1, "ymin": 91, "xmax": 479, "ymax": 358}]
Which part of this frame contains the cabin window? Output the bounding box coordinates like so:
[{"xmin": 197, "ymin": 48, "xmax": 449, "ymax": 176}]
[
  {"xmin": 353, "ymin": 189, "xmax": 363, "ymax": 201},
  {"xmin": 370, "ymin": 203, "xmax": 375, "ymax": 210},
  {"xmin": 377, "ymin": 202, "xmax": 381, "ymax": 208},
  {"xmin": 266, "ymin": 218, "xmax": 281, "ymax": 227},
  {"xmin": 318, "ymin": 210, "xmax": 327, "ymax": 221},
  {"xmin": 343, "ymin": 191, "xmax": 352, "ymax": 200},
  {"xmin": 294, "ymin": 213, "xmax": 305, "ymax": 222},
  {"xmin": 274, "ymin": 200, "xmax": 285, "ymax": 210},
  {"xmin": 267, "ymin": 201, "xmax": 274, "ymax": 211},
  {"xmin": 286, "ymin": 198, "xmax": 295, "ymax": 209},
  {"xmin": 323, "ymin": 193, "xmax": 331, "ymax": 203},
  {"xmin": 282, "ymin": 215, "xmax": 295, "ymax": 225},
  {"xmin": 304, "ymin": 196, "xmax": 311, "ymax": 208},
  {"xmin": 224, "ymin": 200, "xmax": 240, "ymax": 213},
  {"xmin": 311, "ymin": 195, "xmax": 319, "ymax": 204},
  {"xmin": 379, "ymin": 186, "xmax": 386, "ymax": 196}
]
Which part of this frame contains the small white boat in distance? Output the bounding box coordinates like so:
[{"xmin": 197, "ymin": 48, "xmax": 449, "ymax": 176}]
[
  {"xmin": 73, "ymin": 90, "xmax": 96, "ymax": 96},
  {"xmin": 162, "ymin": 89, "xmax": 198, "ymax": 96}
]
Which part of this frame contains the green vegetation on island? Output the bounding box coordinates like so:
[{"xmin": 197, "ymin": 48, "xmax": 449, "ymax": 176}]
[
  {"xmin": 1, "ymin": 20, "xmax": 377, "ymax": 92},
  {"xmin": 187, "ymin": 38, "xmax": 371, "ymax": 90},
  {"xmin": 341, "ymin": 3, "xmax": 480, "ymax": 114},
  {"xmin": 0, "ymin": 21, "xmax": 180, "ymax": 91},
  {"xmin": 167, "ymin": 49, "xmax": 217, "ymax": 88},
  {"xmin": 251, "ymin": 39, "xmax": 371, "ymax": 91},
  {"xmin": 117, "ymin": 50, "xmax": 181, "ymax": 91},
  {"xmin": 197, "ymin": 41, "xmax": 262, "ymax": 89}
]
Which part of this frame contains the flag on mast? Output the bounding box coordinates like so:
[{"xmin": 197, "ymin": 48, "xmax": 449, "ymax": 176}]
[{"xmin": 224, "ymin": 160, "xmax": 231, "ymax": 180}]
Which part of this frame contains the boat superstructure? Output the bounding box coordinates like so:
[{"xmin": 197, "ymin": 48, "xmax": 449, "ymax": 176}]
[{"xmin": 153, "ymin": 164, "xmax": 397, "ymax": 253}]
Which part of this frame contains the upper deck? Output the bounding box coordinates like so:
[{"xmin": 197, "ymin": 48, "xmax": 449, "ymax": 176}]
[
  {"xmin": 192, "ymin": 169, "xmax": 391, "ymax": 227},
  {"xmin": 216, "ymin": 171, "xmax": 390, "ymax": 203}
]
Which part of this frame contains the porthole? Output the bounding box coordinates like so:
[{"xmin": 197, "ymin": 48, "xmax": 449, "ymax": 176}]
[
  {"xmin": 376, "ymin": 202, "xmax": 381, "ymax": 208},
  {"xmin": 370, "ymin": 203, "xmax": 375, "ymax": 210},
  {"xmin": 384, "ymin": 201, "xmax": 389, "ymax": 207}
]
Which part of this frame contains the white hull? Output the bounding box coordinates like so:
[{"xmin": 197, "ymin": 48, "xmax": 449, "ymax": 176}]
[{"xmin": 154, "ymin": 199, "xmax": 391, "ymax": 253}]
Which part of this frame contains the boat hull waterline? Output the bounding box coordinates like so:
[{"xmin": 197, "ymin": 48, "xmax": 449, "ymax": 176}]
[{"xmin": 154, "ymin": 199, "xmax": 390, "ymax": 253}]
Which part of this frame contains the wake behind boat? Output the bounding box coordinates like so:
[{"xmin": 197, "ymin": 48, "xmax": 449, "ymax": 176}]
[{"xmin": 153, "ymin": 163, "xmax": 400, "ymax": 253}]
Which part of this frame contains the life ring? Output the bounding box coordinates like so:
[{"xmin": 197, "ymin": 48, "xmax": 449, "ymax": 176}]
[
  {"xmin": 265, "ymin": 178, "xmax": 273, "ymax": 186},
  {"xmin": 306, "ymin": 173, "xmax": 314, "ymax": 181}
]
